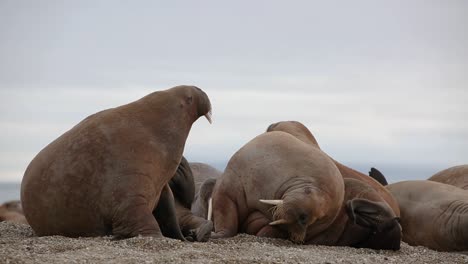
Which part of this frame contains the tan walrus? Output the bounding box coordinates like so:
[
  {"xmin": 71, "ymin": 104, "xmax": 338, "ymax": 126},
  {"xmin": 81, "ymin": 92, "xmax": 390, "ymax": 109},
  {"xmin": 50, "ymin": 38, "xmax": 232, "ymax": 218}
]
[
  {"xmin": 21, "ymin": 85, "xmax": 212, "ymax": 239},
  {"xmin": 387, "ymin": 180, "xmax": 468, "ymax": 252},
  {"xmin": 266, "ymin": 121, "xmax": 400, "ymax": 216},
  {"xmin": 428, "ymin": 165, "xmax": 468, "ymax": 190},
  {"xmin": 211, "ymin": 131, "xmax": 345, "ymax": 243},
  {"xmin": 0, "ymin": 200, "xmax": 28, "ymax": 224}
]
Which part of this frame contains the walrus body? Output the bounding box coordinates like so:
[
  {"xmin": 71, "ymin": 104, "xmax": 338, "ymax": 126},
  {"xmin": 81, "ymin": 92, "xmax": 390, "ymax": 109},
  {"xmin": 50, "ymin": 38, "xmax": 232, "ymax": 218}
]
[
  {"xmin": 428, "ymin": 165, "xmax": 468, "ymax": 190},
  {"xmin": 305, "ymin": 178, "xmax": 401, "ymax": 250},
  {"xmin": 387, "ymin": 180, "xmax": 468, "ymax": 251},
  {"xmin": 266, "ymin": 121, "xmax": 400, "ymax": 217},
  {"xmin": 211, "ymin": 131, "xmax": 345, "ymax": 243},
  {"xmin": 21, "ymin": 85, "xmax": 211, "ymax": 238},
  {"xmin": 168, "ymin": 157, "xmax": 213, "ymax": 242},
  {"xmin": 189, "ymin": 162, "xmax": 222, "ymax": 219},
  {"xmin": 0, "ymin": 201, "xmax": 28, "ymax": 224}
]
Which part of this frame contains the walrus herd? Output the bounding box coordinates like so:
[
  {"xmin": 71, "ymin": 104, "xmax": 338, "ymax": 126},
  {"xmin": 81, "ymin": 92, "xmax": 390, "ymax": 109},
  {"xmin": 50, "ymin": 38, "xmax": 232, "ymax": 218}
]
[{"xmin": 0, "ymin": 85, "xmax": 464, "ymax": 253}]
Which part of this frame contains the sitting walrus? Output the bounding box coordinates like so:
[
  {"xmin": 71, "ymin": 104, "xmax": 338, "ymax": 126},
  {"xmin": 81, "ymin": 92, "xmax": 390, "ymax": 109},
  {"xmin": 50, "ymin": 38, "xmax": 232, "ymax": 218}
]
[
  {"xmin": 428, "ymin": 165, "xmax": 468, "ymax": 190},
  {"xmin": 21, "ymin": 85, "xmax": 212, "ymax": 239},
  {"xmin": 211, "ymin": 131, "xmax": 345, "ymax": 243},
  {"xmin": 387, "ymin": 180, "xmax": 468, "ymax": 252}
]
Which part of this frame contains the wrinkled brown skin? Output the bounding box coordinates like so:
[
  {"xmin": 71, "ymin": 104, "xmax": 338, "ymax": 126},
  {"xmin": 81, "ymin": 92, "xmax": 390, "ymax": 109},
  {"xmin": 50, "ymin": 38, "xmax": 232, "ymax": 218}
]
[
  {"xmin": 0, "ymin": 201, "xmax": 28, "ymax": 224},
  {"xmin": 305, "ymin": 178, "xmax": 401, "ymax": 250},
  {"xmin": 211, "ymin": 131, "xmax": 345, "ymax": 243},
  {"xmin": 428, "ymin": 165, "xmax": 468, "ymax": 190},
  {"xmin": 266, "ymin": 121, "xmax": 400, "ymax": 217},
  {"xmin": 21, "ymin": 85, "xmax": 211, "ymax": 238},
  {"xmin": 387, "ymin": 180, "xmax": 468, "ymax": 252},
  {"xmin": 168, "ymin": 157, "xmax": 213, "ymax": 242},
  {"xmin": 189, "ymin": 162, "xmax": 222, "ymax": 219}
]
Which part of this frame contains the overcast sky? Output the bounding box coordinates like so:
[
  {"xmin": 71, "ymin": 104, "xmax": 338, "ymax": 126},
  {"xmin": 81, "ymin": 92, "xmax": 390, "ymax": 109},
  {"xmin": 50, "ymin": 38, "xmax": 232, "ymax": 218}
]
[{"xmin": 1, "ymin": 1, "xmax": 467, "ymax": 183}]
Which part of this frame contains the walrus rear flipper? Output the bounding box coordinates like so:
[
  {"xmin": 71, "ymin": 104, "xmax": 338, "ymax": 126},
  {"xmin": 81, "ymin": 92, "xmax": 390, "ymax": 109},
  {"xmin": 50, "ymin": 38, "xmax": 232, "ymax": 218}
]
[
  {"xmin": 153, "ymin": 184, "xmax": 186, "ymax": 241},
  {"xmin": 368, "ymin": 167, "xmax": 388, "ymax": 186}
]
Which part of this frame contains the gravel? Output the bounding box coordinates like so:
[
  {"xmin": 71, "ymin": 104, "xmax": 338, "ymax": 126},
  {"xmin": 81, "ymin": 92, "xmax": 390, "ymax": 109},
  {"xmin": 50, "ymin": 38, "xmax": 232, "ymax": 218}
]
[{"xmin": 1, "ymin": 222, "xmax": 467, "ymax": 264}]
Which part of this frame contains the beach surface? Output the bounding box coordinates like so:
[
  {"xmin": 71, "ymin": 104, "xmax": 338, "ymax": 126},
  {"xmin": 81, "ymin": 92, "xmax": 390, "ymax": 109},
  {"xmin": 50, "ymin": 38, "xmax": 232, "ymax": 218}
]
[{"xmin": 0, "ymin": 222, "xmax": 466, "ymax": 264}]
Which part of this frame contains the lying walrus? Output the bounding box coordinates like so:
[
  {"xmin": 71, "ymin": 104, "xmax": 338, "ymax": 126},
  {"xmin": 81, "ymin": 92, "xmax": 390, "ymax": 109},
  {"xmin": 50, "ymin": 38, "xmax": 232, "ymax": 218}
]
[
  {"xmin": 387, "ymin": 180, "xmax": 468, "ymax": 252},
  {"xmin": 21, "ymin": 85, "xmax": 212, "ymax": 239},
  {"xmin": 211, "ymin": 131, "xmax": 345, "ymax": 243},
  {"xmin": 305, "ymin": 178, "xmax": 401, "ymax": 249},
  {"xmin": 0, "ymin": 200, "xmax": 28, "ymax": 224},
  {"xmin": 266, "ymin": 121, "xmax": 400, "ymax": 217},
  {"xmin": 189, "ymin": 162, "xmax": 222, "ymax": 219},
  {"xmin": 428, "ymin": 164, "xmax": 468, "ymax": 190},
  {"xmin": 168, "ymin": 157, "xmax": 213, "ymax": 242}
]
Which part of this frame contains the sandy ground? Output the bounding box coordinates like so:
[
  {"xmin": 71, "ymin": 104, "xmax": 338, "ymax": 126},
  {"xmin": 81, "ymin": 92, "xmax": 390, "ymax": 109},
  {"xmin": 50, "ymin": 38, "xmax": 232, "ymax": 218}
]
[{"xmin": 0, "ymin": 222, "xmax": 467, "ymax": 264}]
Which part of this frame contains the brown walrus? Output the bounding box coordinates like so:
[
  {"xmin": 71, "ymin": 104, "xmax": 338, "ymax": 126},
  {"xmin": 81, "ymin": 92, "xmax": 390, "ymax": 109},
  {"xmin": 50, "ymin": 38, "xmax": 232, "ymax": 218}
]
[
  {"xmin": 168, "ymin": 157, "xmax": 213, "ymax": 242},
  {"xmin": 266, "ymin": 121, "xmax": 400, "ymax": 216},
  {"xmin": 189, "ymin": 162, "xmax": 222, "ymax": 219},
  {"xmin": 387, "ymin": 180, "xmax": 468, "ymax": 252},
  {"xmin": 211, "ymin": 131, "xmax": 345, "ymax": 243},
  {"xmin": 21, "ymin": 85, "xmax": 212, "ymax": 239},
  {"xmin": 0, "ymin": 200, "xmax": 28, "ymax": 224},
  {"xmin": 202, "ymin": 177, "xmax": 401, "ymax": 249},
  {"xmin": 305, "ymin": 178, "xmax": 401, "ymax": 250},
  {"xmin": 428, "ymin": 165, "xmax": 468, "ymax": 190}
]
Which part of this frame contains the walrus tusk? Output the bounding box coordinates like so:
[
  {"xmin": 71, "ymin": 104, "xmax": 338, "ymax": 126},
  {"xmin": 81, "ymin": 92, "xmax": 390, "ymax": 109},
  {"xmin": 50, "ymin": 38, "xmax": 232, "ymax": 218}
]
[
  {"xmin": 259, "ymin": 199, "xmax": 284, "ymax": 206},
  {"xmin": 205, "ymin": 110, "xmax": 212, "ymax": 124},
  {"xmin": 207, "ymin": 197, "xmax": 213, "ymax": 221},
  {"xmin": 269, "ymin": 219, "xmax": 289, "ymax": 225}
]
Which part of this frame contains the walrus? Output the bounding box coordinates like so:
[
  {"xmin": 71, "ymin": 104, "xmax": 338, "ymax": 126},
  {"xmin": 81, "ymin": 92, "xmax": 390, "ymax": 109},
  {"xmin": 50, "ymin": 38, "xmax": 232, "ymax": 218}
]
[
  {"xmin": 189, "ymin": 162, "xmax": 222, "ymax": 219},
  {"xmin": 266, "ymin": 121, "xmax": 400, "ymax": 216},
  {"xmin": 168, "ymin": 157, "xmax": 213, "ymax": 242},
  {"xmin": 21, "ymin": 85, "xmax": 212, "ymax": 239},
  {"xmin": 305, "ymin": 178, "xmax": 401, "ymax": 250},
  {"xmin": 211, "ymin": 131, "xmax": 345, "ymax": 243},
  {"xmin": 387, "ymin": 180, "xmax": 468, "ymax": 252},
  {"xmin": 428, "ymin": 165, "xmax": 468, "ymax": 190},
  {"xmin": 2, "ymin": 200, "xmax": 24, "ymax": 214},
  {"xmin": 200, "ymin": 176, "xmax": 401, "ymax": 249},
  {"xmin": 0, "ymin": 201, "xmax": 28, "ymax": 224}
]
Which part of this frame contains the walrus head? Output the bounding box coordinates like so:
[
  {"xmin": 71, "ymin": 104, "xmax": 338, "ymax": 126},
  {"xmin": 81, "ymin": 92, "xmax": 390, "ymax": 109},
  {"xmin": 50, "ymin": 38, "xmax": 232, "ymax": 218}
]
[
  {"xmin": 266, "ymin": 121, "xmax": 320, "ymax": 148},
  {"xmin": 260, "ymin": 186, "xmax": 330, "ymax": 244},
  {"xmin": 170, "ymin": 85, "xmax": 212, "ymax": 123}
]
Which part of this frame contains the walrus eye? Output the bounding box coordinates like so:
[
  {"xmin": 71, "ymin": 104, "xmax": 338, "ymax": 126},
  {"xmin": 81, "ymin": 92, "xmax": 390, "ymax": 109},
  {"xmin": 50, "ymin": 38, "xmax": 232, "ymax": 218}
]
[{"xmin": 298, "ymin": 213, "xmax": 308, "ymax": 225}]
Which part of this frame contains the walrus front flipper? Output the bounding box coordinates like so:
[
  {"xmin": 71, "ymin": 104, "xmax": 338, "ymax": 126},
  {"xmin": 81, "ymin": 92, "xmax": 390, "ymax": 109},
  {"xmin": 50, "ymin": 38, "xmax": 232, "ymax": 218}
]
[
  {"xmin": 368, "ymin": 167, "xmax": 388, "ymax": 186},
  {"xmin": 346, "ymin": 198, "xmax": 401, "ymax": 250},
  {"xmin": 169, "ymin": 157, "xmax": 195, "ymax": 209},
  {"xmin": 153, "ymin": 184, "xmax": 186, "ymax": 241},
  {"xmin": 175, "ymin": 201, "xmax": 213, "ymax": 242}
]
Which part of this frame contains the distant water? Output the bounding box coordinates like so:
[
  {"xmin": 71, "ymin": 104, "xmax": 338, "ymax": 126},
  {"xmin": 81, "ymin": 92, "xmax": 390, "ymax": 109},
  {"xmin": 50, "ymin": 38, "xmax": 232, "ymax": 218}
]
[{"xmin": 0, "ymin": 182, "xmax": 21, "ymax": 203}]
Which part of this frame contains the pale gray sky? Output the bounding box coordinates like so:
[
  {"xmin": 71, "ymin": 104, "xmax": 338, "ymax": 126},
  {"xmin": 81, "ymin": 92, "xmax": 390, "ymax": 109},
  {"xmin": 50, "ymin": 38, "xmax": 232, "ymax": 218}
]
[{"xmin": 1, "ymin": 0, "xmax": 467, "ymax": 183}]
